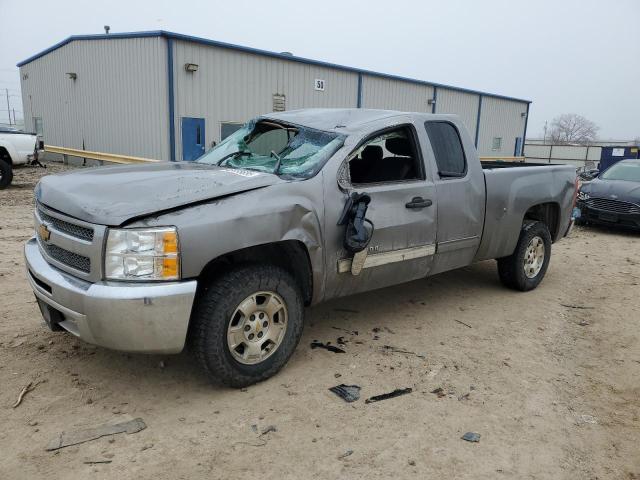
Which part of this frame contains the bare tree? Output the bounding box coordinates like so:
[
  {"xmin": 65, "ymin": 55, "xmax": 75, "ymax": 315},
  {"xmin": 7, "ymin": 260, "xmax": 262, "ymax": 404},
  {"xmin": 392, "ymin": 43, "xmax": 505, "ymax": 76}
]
[{"xmin": 549, "ymin": 114, "xmax": 599, "ymax": 145}]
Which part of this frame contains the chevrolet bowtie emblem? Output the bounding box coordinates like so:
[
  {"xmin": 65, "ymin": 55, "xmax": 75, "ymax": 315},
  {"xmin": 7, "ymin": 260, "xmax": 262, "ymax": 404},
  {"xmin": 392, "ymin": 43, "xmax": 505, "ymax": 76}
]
[{"xmin": 38, "ymin": 223, "xmax": 51, "ymax": 242}]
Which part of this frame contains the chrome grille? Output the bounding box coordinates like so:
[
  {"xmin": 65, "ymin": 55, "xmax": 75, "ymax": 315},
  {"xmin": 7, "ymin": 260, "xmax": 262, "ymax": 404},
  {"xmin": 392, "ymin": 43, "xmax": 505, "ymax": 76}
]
[
  {"xmin": 37, "ymin": 207, "xmax": 94, "ymax": 241},
  {"xmin": 40, "ymin": 242, "xmax": 91, "ymax": 273},
  {"xmin": 584, "ymin": 197, "xmax": 640, "ymax": 214},
  {"xmin": 34, "ymin": 203, "xmax": 106, "ymax": 281}
]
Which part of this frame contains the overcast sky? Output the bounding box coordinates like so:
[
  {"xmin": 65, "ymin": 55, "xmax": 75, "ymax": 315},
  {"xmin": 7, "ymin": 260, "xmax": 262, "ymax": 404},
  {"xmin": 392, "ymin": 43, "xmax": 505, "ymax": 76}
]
[{"xmin": 1, "ymin": 0, "xmax": 638, "ymax": 139}]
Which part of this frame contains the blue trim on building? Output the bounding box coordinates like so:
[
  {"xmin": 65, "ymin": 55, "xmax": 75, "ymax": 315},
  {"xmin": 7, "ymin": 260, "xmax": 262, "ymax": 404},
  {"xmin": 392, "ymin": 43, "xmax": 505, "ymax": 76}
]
[
  {"xmin": 167, "ymin": 38, "xmax": 176, "ymax": 162},
  {"xmin": 357, "ymin": 73, "xmax": 363, "ymax": 108},
  {"xmin": 474, "ymin": 95, "xmax": 483, "ymax": 148},
  {"xmin": 17, "ymin": 30, "xmax": 532, "ymax": 105},
  {"xmin": 522, "ymin": 103, "xmax": 530, "ymax": 150},
  {"xmin": 431, "ymin": 87, "xmax": 437, "ymax": 114}
]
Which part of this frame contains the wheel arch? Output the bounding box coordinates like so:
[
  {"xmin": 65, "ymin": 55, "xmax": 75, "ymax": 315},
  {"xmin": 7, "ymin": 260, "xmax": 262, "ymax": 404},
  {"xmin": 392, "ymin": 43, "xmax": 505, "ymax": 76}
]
[
  {"xmin": 197, "ymin": 240, "xmax": 314, "ymax": 306},
  {"xmin": 0, "ymin": 146, "xmax": 13, "ymax": 166},
  {"xmin": 523, "ymin": 202, "xmax": 560, "ymax": 241}
]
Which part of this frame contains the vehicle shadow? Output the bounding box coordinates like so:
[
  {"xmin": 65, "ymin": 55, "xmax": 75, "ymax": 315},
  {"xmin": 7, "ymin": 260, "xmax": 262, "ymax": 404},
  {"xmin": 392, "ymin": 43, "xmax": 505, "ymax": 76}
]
[{"xmin": 54, "ymin": 260, "xmax": 502, "ymax": 394}]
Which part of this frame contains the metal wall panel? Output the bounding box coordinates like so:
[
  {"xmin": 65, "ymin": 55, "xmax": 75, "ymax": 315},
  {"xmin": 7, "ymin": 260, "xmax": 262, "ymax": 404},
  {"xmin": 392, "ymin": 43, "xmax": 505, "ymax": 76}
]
[
  {"xmin": 19, "ymin": 37, "xmax": 169, "ymax": 160},
  {"xmin": 361, "ymin": 74, "xmax": 433, "ymax": 113},
  {"xmin": 477, "ymin": 96, "xmax": 528, "ymax": 156},
  {"xmin": 434, "ymin": 89, "xmax": 480, "ymax": 140},
  {"xmin": 172, "ymin": 40, "xmax": 359, "ymax": 156}
]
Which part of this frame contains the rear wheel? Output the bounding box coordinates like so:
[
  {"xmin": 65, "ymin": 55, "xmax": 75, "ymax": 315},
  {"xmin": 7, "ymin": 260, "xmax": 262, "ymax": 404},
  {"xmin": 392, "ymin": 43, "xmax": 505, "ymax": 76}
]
[
  {"xmin": 497, "ymin": 221, "xmax": 552, "ymax": 291},
  {"xmin": 191, "ymin": 264, "xmax": 304, "ymax": 387},
  {"xmin": 0, "ymin": 159, "xmax": 13, "ymax": 189}
]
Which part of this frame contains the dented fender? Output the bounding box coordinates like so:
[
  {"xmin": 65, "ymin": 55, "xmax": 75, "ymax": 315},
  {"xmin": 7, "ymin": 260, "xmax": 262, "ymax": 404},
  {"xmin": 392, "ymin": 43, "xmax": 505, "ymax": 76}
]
[{"xmin": 130, "ymin": 174, "xmax": 327, "ymax": 303}]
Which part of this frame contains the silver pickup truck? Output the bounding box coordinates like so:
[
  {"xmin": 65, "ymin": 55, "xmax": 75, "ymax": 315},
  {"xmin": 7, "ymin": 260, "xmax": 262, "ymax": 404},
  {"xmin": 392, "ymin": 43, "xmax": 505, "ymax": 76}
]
[{"xmin": 25, "ymin": 109, "xmax": 577, "ymax": 387}]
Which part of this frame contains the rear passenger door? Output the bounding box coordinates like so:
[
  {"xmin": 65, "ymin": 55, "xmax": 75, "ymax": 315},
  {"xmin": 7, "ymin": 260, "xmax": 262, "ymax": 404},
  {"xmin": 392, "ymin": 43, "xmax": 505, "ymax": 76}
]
[
  {"xmin": 423, "ymin": 120, "xmax": 485, "ymax": 274},
  {"xmin": 325, "ymin": 124, "xmax": 438, "ymax": 298}
]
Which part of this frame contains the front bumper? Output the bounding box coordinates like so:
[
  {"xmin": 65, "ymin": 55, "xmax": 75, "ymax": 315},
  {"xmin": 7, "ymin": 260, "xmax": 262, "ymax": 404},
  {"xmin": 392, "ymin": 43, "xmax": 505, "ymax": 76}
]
[
  {"xmin": 575, "ymin": 201, "xmax": 640, "ymax": 230},
  {"xmin": 24, "ymin": 237, "xmax": 198, "ymax": 353}
]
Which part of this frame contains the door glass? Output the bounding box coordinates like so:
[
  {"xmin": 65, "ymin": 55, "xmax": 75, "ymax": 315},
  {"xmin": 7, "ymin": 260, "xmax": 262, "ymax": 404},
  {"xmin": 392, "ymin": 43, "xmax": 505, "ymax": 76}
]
[{"xmin": 348, "ymin": 127, "xmax": 421, "ymax": 184}]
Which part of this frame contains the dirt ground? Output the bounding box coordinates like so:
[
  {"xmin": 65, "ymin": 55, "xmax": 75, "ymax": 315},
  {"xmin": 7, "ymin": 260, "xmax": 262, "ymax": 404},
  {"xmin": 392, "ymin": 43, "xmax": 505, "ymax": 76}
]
[{"xmin": 1, "ymin": 162, "xmax": 639, "ymax": 480}]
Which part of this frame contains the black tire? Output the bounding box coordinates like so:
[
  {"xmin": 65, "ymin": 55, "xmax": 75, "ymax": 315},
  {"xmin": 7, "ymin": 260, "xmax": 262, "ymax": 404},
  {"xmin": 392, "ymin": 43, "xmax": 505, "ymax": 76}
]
[
  {"xmin": 191, "ymin": 264, "xmax": 304, "ymax": 388},
  {"xmin": 0, "ymin": 159, "xmax": 13, "ymax": 189},
  {"xmin": 497, "ymin": 221, "xmax": 552, "ymax": 292}
]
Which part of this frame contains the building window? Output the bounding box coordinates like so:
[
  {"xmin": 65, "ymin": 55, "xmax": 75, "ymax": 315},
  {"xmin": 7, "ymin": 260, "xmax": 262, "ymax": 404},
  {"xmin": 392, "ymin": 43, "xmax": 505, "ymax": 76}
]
[
  {"xmin": 220, "ymin": 122, "xmax": 243, "ymax": 140},
  {"xmin": 33, "ymin": 117, "xmax": 43, "ymax": 136},
  {"xmin": 492, "ymin": 137, "xmax": 502, "ymax": 151},
  {"xmin": 424, "ymin": 121, "xmax": 467, "ymax": 178}
]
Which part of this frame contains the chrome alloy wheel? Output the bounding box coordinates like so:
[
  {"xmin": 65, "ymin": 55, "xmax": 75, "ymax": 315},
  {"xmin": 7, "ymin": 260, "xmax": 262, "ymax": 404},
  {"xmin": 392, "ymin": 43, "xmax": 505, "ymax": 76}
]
[
  {"xmin": 226, "ymin": 291, "xmax": 288, "ymax": 365},
  {"xmin": 524, "ymin": 235, "xmax": 545, "ymax": 278}
]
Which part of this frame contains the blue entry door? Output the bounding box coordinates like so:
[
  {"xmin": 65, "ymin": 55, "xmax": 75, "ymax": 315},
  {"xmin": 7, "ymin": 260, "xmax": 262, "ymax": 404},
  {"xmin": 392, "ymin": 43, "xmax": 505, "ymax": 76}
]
[{"xmin": 181, "ymin": 117, "xmax": 206, "ymax": 161}]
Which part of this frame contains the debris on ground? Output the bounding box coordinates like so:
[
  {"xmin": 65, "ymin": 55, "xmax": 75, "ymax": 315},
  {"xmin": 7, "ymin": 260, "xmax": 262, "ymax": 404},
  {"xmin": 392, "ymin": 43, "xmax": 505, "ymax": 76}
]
[
  {"xmin": 578, "ymin": 414, "xmax": 598, "ymax": 425},
  {"xmin": 329, "ymin": 384, "xmax": 361, "ymax": 403},
  {"xmin": 458, "ymin": 393, "xmax": 470, "ymax": 401},
  {"xmin": 338, "ymin": 449, "xmax": 354, "ymax": 459},
  {"xmin": 561, "ymin": 304, "xmax": 595, "ymax": 310},
  {"xmin": 381, "ymin": 345, "xmax": 426, "ymax": 359},
  {"xmin": 454, "ymin": 319, "xmax": 473, "ymax": 328},
  {"xmin": 337, "ymin": 336, "xmax": 347, "ymax": 345},
  {"xmin": 461, "ymin": 432, "xmax": 481, "ymax": 443},
  {"xmin": 310, "ymin": 341, "xmax": 345, "ymax": 354},
  {"xmin": 46, "ymin": 418, "xmax": 147, "ymax": 451},
  {"xmin": 332, "ymin": 326, "xmax": 358, "ymax": 335},
  {"xmin": 365, "ymin": 387, "xmax": 413, "ymax": 404},
  {"xmin": 83, "ymin": 460, "xmax": 112, "ymax": 465},
  {"xmin": 12, "ymin": 379, "xmax": 46, "ymax": 408},
  {"xmin": 260, "ymin": 425, "xmax": 277, "ymax": 435},
  {"xmin": 408, "ymin": 459, "xmax": 416, "ymax": 466},
  {"xmin": 430, "ymin": 387, "xmax": 446, "ymax": 398}
]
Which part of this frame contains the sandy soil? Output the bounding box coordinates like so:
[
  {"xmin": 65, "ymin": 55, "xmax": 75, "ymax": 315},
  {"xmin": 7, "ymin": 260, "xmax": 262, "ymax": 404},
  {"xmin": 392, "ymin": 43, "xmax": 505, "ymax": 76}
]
[{"xmin": 1, "ymin": 163, "xmax": 639, "ymax": 479}]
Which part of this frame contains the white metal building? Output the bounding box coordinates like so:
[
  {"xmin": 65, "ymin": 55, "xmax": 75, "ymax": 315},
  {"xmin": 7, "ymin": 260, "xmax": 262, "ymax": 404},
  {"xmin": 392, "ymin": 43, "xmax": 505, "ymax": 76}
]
[{"xmin": 18, "ymin": 31, "xmax": 531, "ymax": 161}]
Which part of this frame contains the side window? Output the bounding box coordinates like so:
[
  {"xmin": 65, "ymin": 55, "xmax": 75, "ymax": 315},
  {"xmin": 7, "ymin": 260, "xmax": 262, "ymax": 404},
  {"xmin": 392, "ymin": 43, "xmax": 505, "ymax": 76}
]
[
  {"xmin": 348, "ymin": 126, "xmax": 422, "ymax": 185},
  {"xmin": 424, "ymin": 121, "xmax": 467, "ymax": 178},
  {"xmin": 492, "ymin": 137, "xmax": 502, "ymax": 151}
]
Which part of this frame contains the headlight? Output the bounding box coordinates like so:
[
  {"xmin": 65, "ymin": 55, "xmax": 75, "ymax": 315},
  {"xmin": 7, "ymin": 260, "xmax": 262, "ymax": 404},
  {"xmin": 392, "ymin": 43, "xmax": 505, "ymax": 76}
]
[
  {"xmin": 577, "ymin": 191, "xmax": 590, "ymax": 201},
  {"xmin": 104, "ymin": 227, "xmax": 180, "ymax": 281}
]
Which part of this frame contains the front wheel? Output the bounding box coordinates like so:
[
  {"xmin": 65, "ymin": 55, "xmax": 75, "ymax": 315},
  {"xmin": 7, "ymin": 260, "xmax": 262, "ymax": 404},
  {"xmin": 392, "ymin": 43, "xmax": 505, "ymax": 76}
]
[
  {"xmin": 0, "ymin": 159, "xmax": 13, "ymax": 189},
  {"xmin": 497, "ymin": 221, "xmax": 552, "ymax": 291},
  {"xmin": 190, "ymin": 264, "xmax": 304, "ymax": 387}
]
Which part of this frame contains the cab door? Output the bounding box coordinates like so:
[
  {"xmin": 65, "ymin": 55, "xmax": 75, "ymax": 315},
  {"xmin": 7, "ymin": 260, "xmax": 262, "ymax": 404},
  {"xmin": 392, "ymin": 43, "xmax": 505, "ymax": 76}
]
[{"xmin": 323, "ymin": 123, "xmax": 438, "ymax": 299}]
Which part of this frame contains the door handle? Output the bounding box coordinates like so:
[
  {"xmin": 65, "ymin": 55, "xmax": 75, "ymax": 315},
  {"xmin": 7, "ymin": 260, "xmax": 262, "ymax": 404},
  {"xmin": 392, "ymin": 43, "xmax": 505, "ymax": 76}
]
[{"xmin": 405, "ymin": 197, "xmax": 432, "ymax": 209}]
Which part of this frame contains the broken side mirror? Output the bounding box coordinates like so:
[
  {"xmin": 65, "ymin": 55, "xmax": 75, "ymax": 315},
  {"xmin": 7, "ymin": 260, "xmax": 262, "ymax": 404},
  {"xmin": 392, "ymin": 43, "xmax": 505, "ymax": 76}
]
[{"xmin": 338, "ymin": 192, "xmax": 374, "ymax": 275}]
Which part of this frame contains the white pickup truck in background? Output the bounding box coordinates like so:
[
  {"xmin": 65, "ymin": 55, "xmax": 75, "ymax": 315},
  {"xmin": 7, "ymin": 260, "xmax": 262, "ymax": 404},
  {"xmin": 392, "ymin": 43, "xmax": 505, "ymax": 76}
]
[{"xmin": 0, "ymin": 126, "xmax": 43, "ymax": 189}]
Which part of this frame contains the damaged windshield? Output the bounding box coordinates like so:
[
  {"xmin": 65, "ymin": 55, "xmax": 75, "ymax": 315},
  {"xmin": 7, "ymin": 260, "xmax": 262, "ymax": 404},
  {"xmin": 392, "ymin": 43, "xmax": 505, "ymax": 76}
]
[{"xmin": 197, "ymin": 119, "xmax": 345, "ymax": 178}]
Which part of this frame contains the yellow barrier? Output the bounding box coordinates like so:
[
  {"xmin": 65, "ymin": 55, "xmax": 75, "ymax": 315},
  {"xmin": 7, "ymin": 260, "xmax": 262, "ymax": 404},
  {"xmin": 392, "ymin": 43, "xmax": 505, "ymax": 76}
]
[
  {"xmin": 44, "ymin": 145, "xmax": 525, "ymax": 166},
  {"xmin": 479, "ymin": 156, "xmax": 525, "ymax": 162},
  {"xmin": 45, "ymin": 145, "xmax": 160, "ymax": 164}
]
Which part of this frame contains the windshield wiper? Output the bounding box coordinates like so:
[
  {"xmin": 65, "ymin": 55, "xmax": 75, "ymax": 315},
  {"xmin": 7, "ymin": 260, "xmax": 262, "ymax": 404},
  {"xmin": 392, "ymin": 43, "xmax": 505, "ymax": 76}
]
[{"xmin": 217, "ymin": 151, "xmax": 250, "ymax": 166}]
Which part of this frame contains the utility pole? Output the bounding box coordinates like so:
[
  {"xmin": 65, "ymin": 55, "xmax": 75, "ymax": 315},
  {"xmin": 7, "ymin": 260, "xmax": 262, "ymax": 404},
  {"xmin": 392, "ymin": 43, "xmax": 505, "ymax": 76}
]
[
  {"xmin": 5, "ymin": 88, "xmax": 11, "ymax": 125},
  {"xmin": 543, "ymin": 120, "xmax": 548, "ymax": 144},
  {"xmin": 12, "ymin": 108, "xmax": 16, "ymax": 125}
]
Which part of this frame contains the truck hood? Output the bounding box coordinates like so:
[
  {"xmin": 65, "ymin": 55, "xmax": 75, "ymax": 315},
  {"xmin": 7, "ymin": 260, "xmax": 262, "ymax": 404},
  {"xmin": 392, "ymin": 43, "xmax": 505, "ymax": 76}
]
[{"xmin": 35, "ymin": 162, "xmax": 280, "ymax": 225}]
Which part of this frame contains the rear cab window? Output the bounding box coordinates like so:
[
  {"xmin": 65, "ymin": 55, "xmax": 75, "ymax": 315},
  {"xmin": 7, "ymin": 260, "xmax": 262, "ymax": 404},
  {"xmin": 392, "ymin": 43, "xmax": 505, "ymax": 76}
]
[{"xmin": 424, "ymin": 122, "xmax": 467, "ymax": 178}]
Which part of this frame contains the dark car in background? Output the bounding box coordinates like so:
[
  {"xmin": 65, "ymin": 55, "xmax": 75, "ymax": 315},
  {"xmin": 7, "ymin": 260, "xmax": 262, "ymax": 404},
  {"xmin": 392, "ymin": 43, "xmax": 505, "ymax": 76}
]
[{"xmin": 575, "ymin": 159, "xmax": 640, "ymax": 230}]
